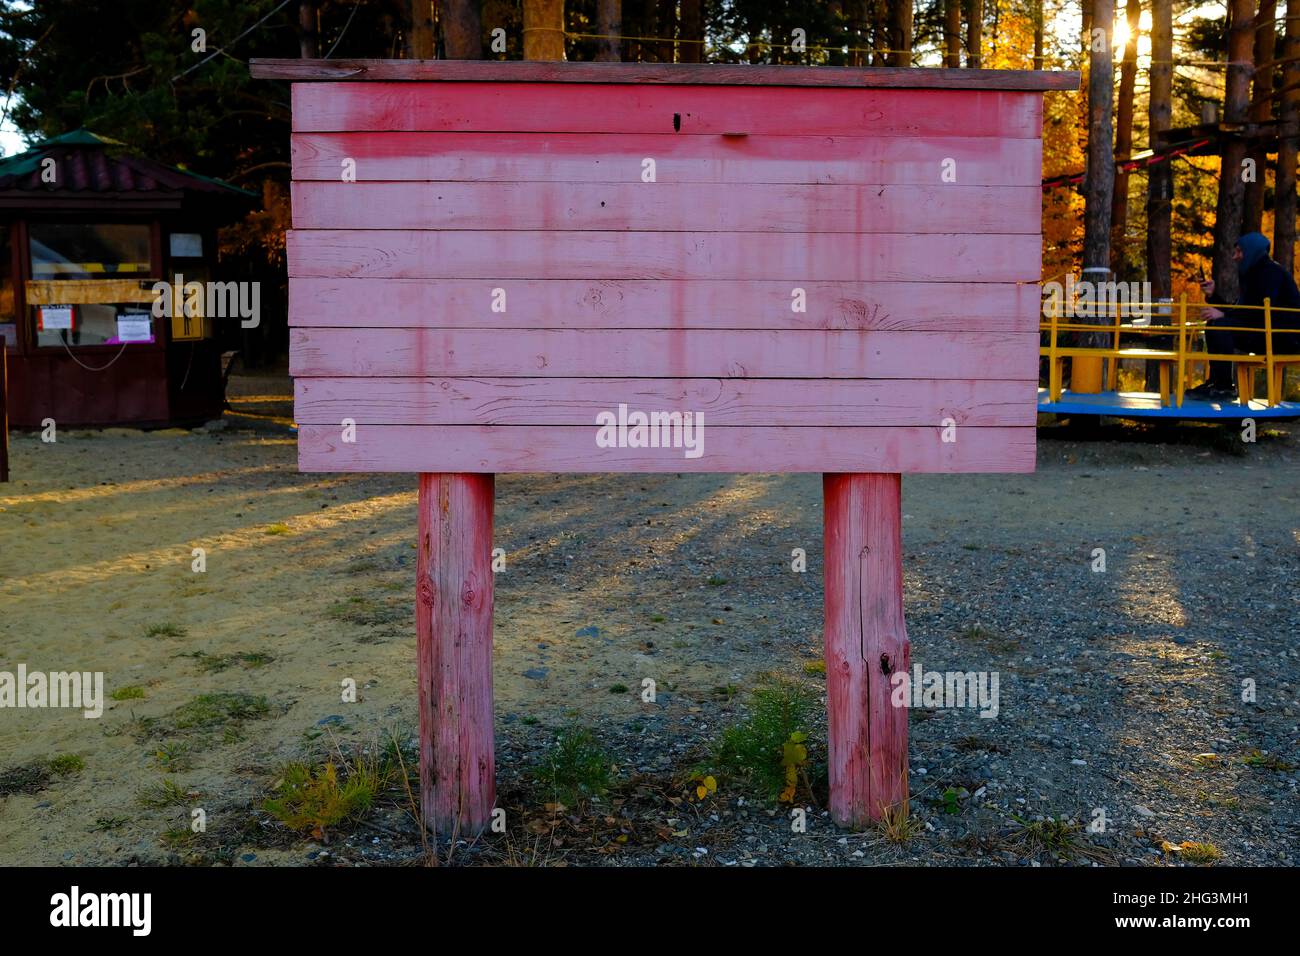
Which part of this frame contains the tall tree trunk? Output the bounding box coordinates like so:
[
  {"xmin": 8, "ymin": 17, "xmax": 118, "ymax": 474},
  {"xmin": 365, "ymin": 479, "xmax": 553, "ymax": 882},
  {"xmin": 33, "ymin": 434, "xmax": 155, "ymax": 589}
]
[
  {"xmin": 945, "ymin": 0, "xmax": 963, "ymax": 66},
  {"xmin": 523, "ymin": 0, "xmax": 565, "ymax": 60},
  {"xmin": 679, "ymin": 0, "xmax": 702, "ymax": 63},
  {"xmin": 1245, "ymin": 0, "xmax": 1277, "ymax": 231},
  {"xmin": 872, "ymin": 0, "xmax": 889, "ymax": 65},
  {"xmin": 299, "ymin": 0, "xmax": 318, "ymax": 58},
  {"xmin": 848, "ymin": 0, "xmax": 870, "ymax": 66},
  {"xmin": 965, "ymin": 0, "xmax": 982, "ymax": 68},
  {"xmin": 595, "ymin": 0, "xmax": 622, "ymax": 61},
  {"xmin": 1147, "ymin": 0, "xmax": 1174, "ymax": 300},
  {"xmin": 1276, "ymin": 0, "xmax": 1299, "ymax": 273},
  {"xmin": 889, "ymin": 0, "xmax": 913, "ymax": 66},
  {"xmin": 443, "ymin": 0, "xmax": 483, "ymax": 58},
  {"xmin": 1084, "ymin": 0, "xmax": 1116, "ymax": 285},
  {"xmin": 656, "ymin": 0, "xmax": 675, "ymax": 63},
  {"xmin": 1033, "ymin": 0, "xmax": 1044, "ymax": 69},
  {"xmin": 1214, "ymin": 0, "xmax": 1258, "ymax": 302},
  {"xmin": 1111, "ymin": 0, "xmax": 1142, "ymax": 274},
  {"xmin": 409, "ymin": 0, "xmax": 435, "ymax": 58}
]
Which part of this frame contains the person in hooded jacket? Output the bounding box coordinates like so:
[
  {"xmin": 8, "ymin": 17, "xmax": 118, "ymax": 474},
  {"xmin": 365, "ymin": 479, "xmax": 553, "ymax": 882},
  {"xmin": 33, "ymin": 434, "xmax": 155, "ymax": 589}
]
[{"xmin": 1187, "ymin": 232, "xmax": 1300, "ymax": 400}]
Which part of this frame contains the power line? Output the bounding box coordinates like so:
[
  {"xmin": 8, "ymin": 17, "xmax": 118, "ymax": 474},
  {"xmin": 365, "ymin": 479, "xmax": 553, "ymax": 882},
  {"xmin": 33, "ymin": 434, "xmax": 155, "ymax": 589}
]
[{"xmin": 171, "ymin": 0, "xmax": 294, "ymax": 83}]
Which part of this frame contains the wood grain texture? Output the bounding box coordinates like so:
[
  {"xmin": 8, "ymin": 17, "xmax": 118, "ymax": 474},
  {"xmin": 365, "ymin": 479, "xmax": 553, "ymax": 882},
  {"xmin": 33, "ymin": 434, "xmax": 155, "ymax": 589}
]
[
  {"xmin": 823, "ymin": 472, "xmax": 909, "ymax": 826},
  {"xmin": 417, "ymin": 472, "xmax": 495, "ymax": 837},
  {"xmin": 287, "ymin": 230, "xmax": 1041, "ymax": 282},
  {"xmin": 291, "ymin": 132, "xmax": 1043, "ymax": 185},
  {"xmin": 289, "ymin": 328, "xmax": 1039, "ymax": 380},
  {"xmin": 291, "ymin": 182, "xmax": 1041, "ymax": 233},
  {"xmin": 291, "ymin": 83, "xmax": 1044, "ymax": 138},
  {"xmin": 294, "ymin": 377, "xmax": 1038, "ymax": 426},
  {"xmin": 288, "ymin": 278, "xmax": 1042, "ymax": 332},
  {"xmin": 253, "ymin": 58, "xmax": 1080, "ymax": 91},
  {"xmin": 297, "ymin": 424, "xmax": 1035, "ymax": 473}
]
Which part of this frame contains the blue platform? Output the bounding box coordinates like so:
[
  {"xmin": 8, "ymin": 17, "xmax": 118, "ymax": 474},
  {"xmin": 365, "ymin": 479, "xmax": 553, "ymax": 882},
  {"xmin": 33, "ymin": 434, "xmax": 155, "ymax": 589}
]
[{"xmin": 1037, "ymin": 388, "xmax": 1300, "ymax": 421}]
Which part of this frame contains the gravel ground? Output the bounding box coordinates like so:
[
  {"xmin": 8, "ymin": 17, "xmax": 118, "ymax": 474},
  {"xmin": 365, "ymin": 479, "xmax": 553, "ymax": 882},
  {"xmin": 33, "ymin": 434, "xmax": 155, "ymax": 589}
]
[{"xmin": 2, "ymin": 381, "xmax": 1297, "ymax": 867}]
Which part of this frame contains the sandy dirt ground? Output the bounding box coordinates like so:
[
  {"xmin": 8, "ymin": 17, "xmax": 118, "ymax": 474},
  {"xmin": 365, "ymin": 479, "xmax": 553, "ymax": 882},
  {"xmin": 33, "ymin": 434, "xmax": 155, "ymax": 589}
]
[{"xmin": 1, "ymin": 373, "xmax": 1297, "ymax": 866}]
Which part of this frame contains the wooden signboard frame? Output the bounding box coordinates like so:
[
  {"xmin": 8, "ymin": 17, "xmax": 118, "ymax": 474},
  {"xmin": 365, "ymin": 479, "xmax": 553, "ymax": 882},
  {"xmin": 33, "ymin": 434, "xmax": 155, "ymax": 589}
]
[{"xmin": 252, "ymin": 58, "xmax": 1077, "ymax": 833}]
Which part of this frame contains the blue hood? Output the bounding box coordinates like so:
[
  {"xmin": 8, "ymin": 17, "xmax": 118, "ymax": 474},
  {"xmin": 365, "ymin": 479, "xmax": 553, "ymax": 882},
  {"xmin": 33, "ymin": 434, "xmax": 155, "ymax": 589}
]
[{"xmin": 1238, "ymin": 232, "xmax": 1271, "ymax": 275}]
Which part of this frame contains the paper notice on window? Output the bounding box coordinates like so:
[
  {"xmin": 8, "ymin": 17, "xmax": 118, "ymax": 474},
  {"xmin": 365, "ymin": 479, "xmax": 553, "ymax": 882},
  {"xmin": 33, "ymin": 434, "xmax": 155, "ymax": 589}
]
[
  {"xmin": 40, "ymin": 306, "xmax": 73, "ymax": 330},
  {"xmin": 116, "ymin": 316, "xmax": 153, "ymax": 342}
]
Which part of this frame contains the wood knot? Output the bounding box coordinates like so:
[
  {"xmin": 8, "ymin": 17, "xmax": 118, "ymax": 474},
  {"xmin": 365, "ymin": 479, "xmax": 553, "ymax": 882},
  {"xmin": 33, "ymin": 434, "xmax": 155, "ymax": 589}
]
[
  {"xmin": 417, "ymin": 579, "xmax": 436, "ymax": 607},
  {"xmin": 879, "ymin": 653, "xmax": 893, "ymax": 675}
]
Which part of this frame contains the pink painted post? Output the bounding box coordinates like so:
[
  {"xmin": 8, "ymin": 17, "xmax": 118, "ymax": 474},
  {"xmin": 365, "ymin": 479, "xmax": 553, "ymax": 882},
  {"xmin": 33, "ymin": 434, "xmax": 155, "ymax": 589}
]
[
  {"xmin": 416, "ymin": 472, "xmax": 496, "ymax": 837},
  {"xmin": 823, "ymin": 472, "xmax": 910, "ymax": 827}
]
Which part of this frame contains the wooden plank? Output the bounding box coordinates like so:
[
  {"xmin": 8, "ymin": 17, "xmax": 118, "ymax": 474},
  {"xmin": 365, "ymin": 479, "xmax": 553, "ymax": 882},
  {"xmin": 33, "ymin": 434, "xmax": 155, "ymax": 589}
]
[
  {"xmin": 294, "ymin": 377, "xmax": 1038, "ymax": 426},
  {"xmin": 287, "ymin": 230, "xmax": 1041, "ymax": 282},
  {"xmin": 253, "ymin": 58, "xmax": 1080, "ymax": 91},
  {"xmin": 289, "ymin": 278, "xmax": 1042, "ymax": 332},
  {"xmin": 290, "ymin": 328, "xmax": 1039, "ymax": 379},
  {"xmin": 823, "ymin": 472, "xmax": 909, "ymax": 826},
  {"xmin": 291, "ymin": 83, "xmax": 1044, "ymax": 138},
  {"xmin": 296, "ymin": 424, "xmax": 1036, "ymax": 473},
  {"xmin": 417, "ymin": 472, "xmax": 495, "ymax": 836},
  {"xmin": 290, "ymin": 132, "xmax": 1044, "ymax": 186},
  {"xmin": 291, "ymin": 182, "xmax": 1041, "ymax": 234},
  {"xmin": 25, "ymin": 279, "xmax": 157, "ymax": 305}
]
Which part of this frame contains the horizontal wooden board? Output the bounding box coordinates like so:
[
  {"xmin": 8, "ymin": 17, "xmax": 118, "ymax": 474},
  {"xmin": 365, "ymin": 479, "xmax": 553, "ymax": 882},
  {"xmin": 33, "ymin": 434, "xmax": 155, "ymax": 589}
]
[
  {"xmin": 295, "ymin": 424, "xmax": 1036, "ymax": 473},
  {"xmin": 287, "ymin": 231, "xmax": 1041, "ymax": 282},
  {"xmin": 288, "ymin": 278, "xmax": 1041, "ymax": 332},
  {"xmin": 289, "ymin": 328, "xmax": 1038, "ymax": 380},
  {"xmin": 254, "ymin": 58, "xmax": 1079, "ymax": 91},
  {"xmin": 291, "ymin": 182, "xmax": 1040, "ymax": 234},
  {"xmin": 294, "ymin": 377, "xmax": 1037, "ymax": 426},
  {"xmin": 290, "ymin": 132, "xmax": 1044, "ymax": 186},
  {"xmin": 292, "ymin": 84, "xmax": 1043, "ymax": 138}
]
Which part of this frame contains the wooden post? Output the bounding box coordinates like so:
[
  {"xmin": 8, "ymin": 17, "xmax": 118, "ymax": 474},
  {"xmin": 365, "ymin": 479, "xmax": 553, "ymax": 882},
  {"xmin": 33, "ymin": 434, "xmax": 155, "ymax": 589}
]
[
  {"xmin": 1, "ymin": 334, "xmax": 7, "ymax": 483},
  {"xmin": 823, "ymin": 473, "xmax": 909, "ymax": 828},
  {"xmin": 416, "ymin": 472, "xmax": 496, "ymax": 837}
]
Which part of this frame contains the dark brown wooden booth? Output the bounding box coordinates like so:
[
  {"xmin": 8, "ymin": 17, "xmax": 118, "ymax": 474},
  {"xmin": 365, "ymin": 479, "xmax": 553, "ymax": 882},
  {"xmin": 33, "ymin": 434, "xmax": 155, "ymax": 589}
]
[{"xmin": 0, "ymin": 130, "xmax": 255, "ymax": 430}]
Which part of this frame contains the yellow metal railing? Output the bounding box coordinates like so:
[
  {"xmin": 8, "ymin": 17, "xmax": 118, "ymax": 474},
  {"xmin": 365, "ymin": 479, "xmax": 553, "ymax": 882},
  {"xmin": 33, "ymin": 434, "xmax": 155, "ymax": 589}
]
[{"xmin": 1040, "ymin": 296, "xmax": 1300, "ymax": 408}]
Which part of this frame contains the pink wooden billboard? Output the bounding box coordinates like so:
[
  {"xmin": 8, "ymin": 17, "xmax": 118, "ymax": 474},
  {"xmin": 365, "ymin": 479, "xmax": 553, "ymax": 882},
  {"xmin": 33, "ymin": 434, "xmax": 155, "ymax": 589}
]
[{"xmin": 253, "ymin": 59, "xmax": 1077, "ymax": 835}]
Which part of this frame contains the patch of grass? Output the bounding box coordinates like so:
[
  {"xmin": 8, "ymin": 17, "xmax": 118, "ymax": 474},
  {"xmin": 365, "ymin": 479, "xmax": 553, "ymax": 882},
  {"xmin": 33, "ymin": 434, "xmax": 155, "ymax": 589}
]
[
  {"xmin": 711, "ymin": 684, "xmax": 740, "ymax": 700},
  {"xmin": 649, "ymin": 614, "xmax": 667, "ymax": 623},
  {"xmin": 90, "ymin": 816, "xmax": 129, "ymax": 832},
  {"xmin": 609, "ymin": 683, "xmax": 628, "ymax": 694},
  {"xmin": 326, "ymin": 595, "xmax": 406, "ymax": 627},
  {"xmin": 263, "ymin": 523, "xmax": 291, "ymax": 535},
  {"xmin": 160, "ymin": 827, "xmax": 198, "ymax": 849},
  {"xmin": 0, "ymin": 762, "xmax": 51, "ymax": 797},
  {"xmin": 145, "ymin": 622, "xmax": 187, "ymax": 639},
  {"xmin": 181, "ymin": 651, "xmax": 275, "ymax": 673},
  {"xmin": 1004, "ymin": 814, "xmax": 1110, "ymax": 863},
  {"xmin": 138, "ymin": 779, "xmax": 194, "ymax": 810},
  {"xmin": 1164, "ymin": 840, "xmax": 1222, "ymax": 864},
  {"xmin": 802, "ymin": 660, "xmax": 827, "ymax": 676},
  {"xmin": 1241, "ymin": 749, "xmax": 1296, "ymax": 772},
  {"xmin": 879, "ymin": 800, "xmax": 922, "ymax": 844},
  {"xmin": 152, "ymin": 741, "xmax": 194, "ymax": 773},
  {"xmin": 48, "ymin": 754, "xmax": 84, "ymax": 775},
  {"xmin": 171, "ymin": 693, "xmax": 270, "ymax": 732},
  {"xmin": 520, "ymin": 715, "xmax": 539, "ymax": 726},
  {"xmin": 706, "ymin": 574, "xmax": 728, "ymax": 586},
  {"xmin": 713, "ymin": 678, "xmax": 817, "ymax": 800},
  {"xmin": 531, "ymin": 725, "xmax": 612, "ymax": 807},
  {"xmin": 110, "ymin": 685, "xmax": 147, "ymax": 701},
  {"xmin": 263, "ymin": 752, "xmax": 388, "ymax": 843}
]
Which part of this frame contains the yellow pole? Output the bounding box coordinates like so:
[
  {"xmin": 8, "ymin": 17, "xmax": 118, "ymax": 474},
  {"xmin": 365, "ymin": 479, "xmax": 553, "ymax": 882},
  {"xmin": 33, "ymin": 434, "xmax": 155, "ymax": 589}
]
[
  {"xmin": 1176, "ymin": 294, "xmax": 1187, "ymax": 406},
  {"xmin": 1264, "ymin": 298, "xmax": 1276, "ymax": 406}
]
